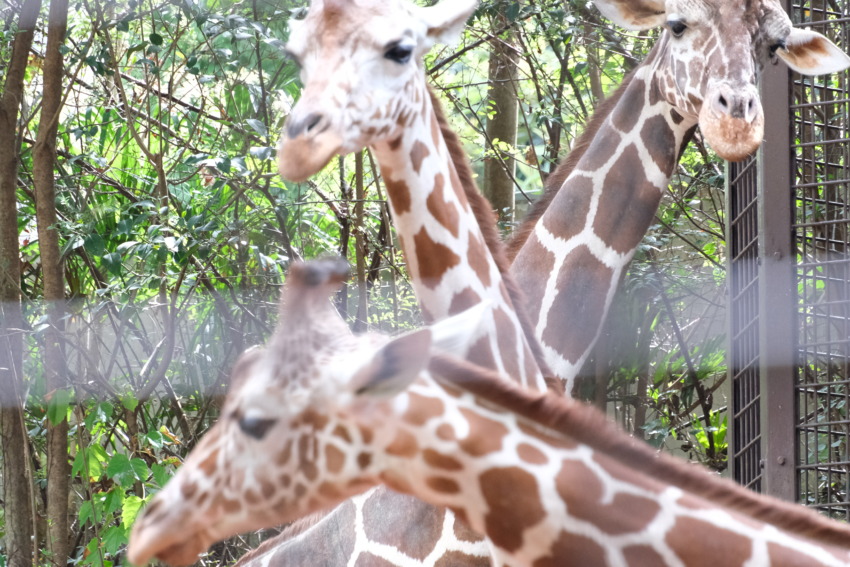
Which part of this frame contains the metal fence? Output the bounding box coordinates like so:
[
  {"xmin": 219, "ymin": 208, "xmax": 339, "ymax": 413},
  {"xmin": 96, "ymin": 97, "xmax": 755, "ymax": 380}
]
[{"xmin": 729, "ymin": 0, "xmax": 850, "ymax": 514}]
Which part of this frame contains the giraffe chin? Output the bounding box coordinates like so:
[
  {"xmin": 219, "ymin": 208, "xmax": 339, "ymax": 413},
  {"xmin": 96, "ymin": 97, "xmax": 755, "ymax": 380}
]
[
  {"xmin": 699, "ymin": 106, "xmax": 765, "ymax": 163},
  {"xmin": 128, "ymin": 528, "xmax": 210, "ymax": 567},
  {"xmin": 277, "ymin": 132, "xmax": 344, "ymax": 183}
]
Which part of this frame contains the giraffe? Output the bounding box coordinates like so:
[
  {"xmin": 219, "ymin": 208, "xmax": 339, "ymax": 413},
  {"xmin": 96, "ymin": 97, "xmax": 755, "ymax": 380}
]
[
  {"xmin": 128, "ymin": 258, "xmax": 850, "ymax": 567},
  {"xmin": 277, "ymin": 0, "xmax": 552, "ymax": 392},
  {"xmin": 213, "ymin": 0, "xmax": 554, "ymax": 563},
  {"xmin": 508, "ymin": 0, "xmax": 850, "ymax": 394}
]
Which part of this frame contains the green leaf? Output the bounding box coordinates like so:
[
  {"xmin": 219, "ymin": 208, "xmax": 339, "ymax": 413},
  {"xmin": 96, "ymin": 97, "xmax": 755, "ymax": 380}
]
[
  {"xmin": 149, "ymin": 32, "xmax": 164, "ymax": 46},
  {"xmin": 84, "ymin": 233, "xmax": 106, "ymax": 256},
  {"xmin": 79, "ymin": 500, "xmax": 94, "ymax": 526},
  {"xmin": 130, "ymin": 457, "xmax": 149, "ymax": 483},
  {"xmin": 151, "ymin": 463, "xmax": 170, "ymax": 488},
  {"xmin": 73, "ymin": 445, "xmax": 107, "ymax": 481},
  {"xmin": 104, "ymin": 488, "xmax": 124, "ymax": 516},
  {"xmin": 249, "ymin": 146, "xmax": 274, "ymax": 161},
  {"xmin": 122, "ymin": 495, "xmax": 144, "ymax": 529},
  {"xmin": 106, "ymin": 454, "xmax": 135, "ymax": 487},
  {"xmin": 47, "ymin": 389, "xmax": 72, "ymax": 426},
  {"xmin": 121, "ymin": 394, "xmax": 139, "ymax": 412},
  {"xmin": 245, "ymin": 119, "xmax": 268, "ymax": 137},
  {"xmin": 102, "ymin": 525, "xmax": 127, "ymax": 555}
]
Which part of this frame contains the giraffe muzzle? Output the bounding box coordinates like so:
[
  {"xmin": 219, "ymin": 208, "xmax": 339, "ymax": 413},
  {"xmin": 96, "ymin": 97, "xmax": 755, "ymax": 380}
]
[{"xmin": 699, "ymin": 84, "xmax": 764, "ymax": 162}]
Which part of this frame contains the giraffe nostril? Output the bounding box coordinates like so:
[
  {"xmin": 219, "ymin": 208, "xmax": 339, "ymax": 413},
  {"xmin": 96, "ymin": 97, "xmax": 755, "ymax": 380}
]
[
  {"xmin": 287, "ymin": 112, "xmax": 326, "ymax": 139},
  {"xmin": 718, "ymin": 95, "xmax": 728, "ymax": 109},
  {"xmin": 305, "ymin": 113, "xmax": 323, "ymax": 133}
]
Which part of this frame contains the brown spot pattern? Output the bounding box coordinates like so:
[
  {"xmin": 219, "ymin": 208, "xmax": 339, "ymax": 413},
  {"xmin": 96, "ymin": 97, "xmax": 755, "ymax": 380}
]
[
  {"xmin": 385, "ymin": 429, "xmax": 418, "ymax": 458},
  {"xmin": 466, "ymin": 335, "xmax": 497, "ymax": 372},
  {"xmin": 199, "ymin": 449, "xmax": 219, "ymax": 476},
  {"xmin": 426, "ymin": 173, "xmax": 460, "ymax": 238},
  {"xmin": 403, "ymin": 392, "xmax": 445, "ymax": 426},
  {"xmin": 480, "ymin": 467, "xmax": 545, "ymax": 552},
  {"xmin": 384, "ymin": 168, "xmax": 412, "ymax": 215},
  {"xmin": 580, "ymin": 128, "xmax": 622, "ymax": 172},
  {"xmin": 641, "ymin": 114, "xmax": 678, "ymax": 177},
  {"xmin": 325, "ymin": 444, "xmax": 345, "ymax": 474},
  {"xmin": 533, "ymin": 530, "xmax": 607, "ymax": 567},
  {"xmin": 623, "ymin": 545, "xmax": 666, "ymax": 565},
  {"xmin": 357, "ymin": 452, "xmax": 372, "ymax": 470},
  {"xmin": 427, "ymin": 476, "xmax": 461, "ymax": 494},
  {"xmin": 448, "ymin": 287, "xmax": 482, "ymax": 316},
  {"xmin": 466, "ymin": 234, "xmax": 492, "ymax": 287},
  {"xmin": 452, "ymin": 514, "xmax": 483, "ymax": 543},
  {"xmin": 542, "ymin": 246, "xmax": 614, "ymax": 362},
  {"xmin": 181, "ymin": 481, "xmax": 198, "ymax": 499},
  {"xmin": 510, "ymin": 234, "xmax": 556, "ymax": 324},
  {"xmin": 332, "ymin": 424, "xmax": 352, "ymax": 443},
  {"xmin": 362, "ymin": 492, "xmax": 443, "ymax": 561},
  {"xmin": 413, "ymin": 227, "xmax": 461, "ymax": 289},
  {"xmin": 611, "ymin": 77, "xmax": 646, "ymax": 133},
  {"xmin": 517, "ymin": 443, "xmax": 548, "ymax": 465},
  {"xmin": 435, "ymin": 552, "xmax": 490, "ymax": 567},
  {"xmin": 493, "ymin": 307, "xmax": 521, "ymax": 379},
  {"xmin": 556, "ymin": 457, "xmax": 660, "ymax": 536},
  {"xmin": 354, "ymin": 554, "xmax": 397, "ymax": 567},
  {"xmin": 458, "ymin": 407, "xmax": 509, "ymax": 457},
  {"xmin": 666, "ymin": 517, "xmax": 753, "ymax": 566},
  {"xmin": 423, "ymin": 449, "xmax": 464, "ymax": 471},
  {"xmin": 541, "ymin": 175, "xmax": 593, "ymax": 244},
  {"xmin": 593, "ymin": 144, "xmax": 663, "ymax": 254},
  {"xmin": 410, "ymin": 140, "xmax": 430, "ymax": 174}
]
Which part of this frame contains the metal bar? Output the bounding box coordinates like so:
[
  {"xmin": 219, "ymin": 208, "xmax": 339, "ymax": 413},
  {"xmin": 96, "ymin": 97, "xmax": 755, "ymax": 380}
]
[{"xmin": 758, "ymin": 5, "xmax": 798, "ymax": 499}]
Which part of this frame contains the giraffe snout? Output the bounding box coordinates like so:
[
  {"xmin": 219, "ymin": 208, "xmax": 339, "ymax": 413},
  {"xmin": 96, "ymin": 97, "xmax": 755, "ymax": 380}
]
[{"xmin": 710, "ymin": 87, "xmax": 760, "ymax": 124}]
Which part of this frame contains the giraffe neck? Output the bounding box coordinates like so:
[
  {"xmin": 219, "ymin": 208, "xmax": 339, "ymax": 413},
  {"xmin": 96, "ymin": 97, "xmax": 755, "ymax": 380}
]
[
  {"xmin": 232, "ymin": 490, "xmax": 491, "ymax": 567},
  {"xmin": 371, "ymin": 82, "xmax": 547, "ymax": 391},
  {"xmin": 510, "ymin": 51, "xmax": 697, "ymax": 393},
  {"xmin": 363, "ymin": 356, "xmax": 850, "ymax": 567}
]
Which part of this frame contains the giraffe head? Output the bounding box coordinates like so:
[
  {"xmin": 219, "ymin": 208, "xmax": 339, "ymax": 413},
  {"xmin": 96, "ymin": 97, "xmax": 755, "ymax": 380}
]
[
  {"xmin": 128, "ymin": 259, "xmax": 485, "ymax": 566},
  {"xmin": 277, "ymin": 0, "xmax": 478, "ymax": 182},
  {"xmin": 595, "ymin": 0, "xmax": 850, "ymax": 161}
]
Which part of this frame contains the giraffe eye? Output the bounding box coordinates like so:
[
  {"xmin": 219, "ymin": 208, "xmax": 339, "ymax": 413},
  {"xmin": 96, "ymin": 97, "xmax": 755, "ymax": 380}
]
[
  {"xmin": 384, "ymin": 42, "xmax": 414, "ymax": 64},
  {"xmin": 238, "ymin": 415, "xmax": 277, "ymax": 440},
  {"xmin": 668, "ymin": 20, "xmax": 687, "ymax": 38}
]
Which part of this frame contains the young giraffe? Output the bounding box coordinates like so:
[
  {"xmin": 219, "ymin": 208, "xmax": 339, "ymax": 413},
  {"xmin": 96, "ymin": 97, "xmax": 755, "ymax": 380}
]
[
  {"xmin": 129, "ymin": 258, "xmax": 850, "ymax": 567},
  {"xmin": 509, "ymin": 0, "xmax": 850, "ymax": 393},
  {"xmin": 249, "ymin": 0, "xmax": 554, "ymax": 564}
]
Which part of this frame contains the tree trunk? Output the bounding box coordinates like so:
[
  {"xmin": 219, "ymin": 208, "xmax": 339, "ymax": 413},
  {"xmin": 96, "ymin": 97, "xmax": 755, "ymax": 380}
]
[
  {"xmin": 483, "ymin": 8, "xmax": 519, "ymax": 224},
  {"xmin": 0, "ymin": 2, "xmax": 42, "ymax": 566},
  {"xmin": 32, "ymin": 1, "xmax": 71, "ymax": 565}
]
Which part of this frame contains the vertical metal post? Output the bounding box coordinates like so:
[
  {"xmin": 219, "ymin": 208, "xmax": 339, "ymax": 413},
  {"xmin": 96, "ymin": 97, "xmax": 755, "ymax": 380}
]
[{"xmin": 757, "ymin": 0, "xmax": 797, "ymax": 501}]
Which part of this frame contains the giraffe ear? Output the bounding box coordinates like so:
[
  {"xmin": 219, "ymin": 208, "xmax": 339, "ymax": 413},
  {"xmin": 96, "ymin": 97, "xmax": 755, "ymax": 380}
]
[
  {"xmin": 349, "ymin": 329, "xmax": 434, "ymax": 398},
  {"xmin": 428, "ymin": 301, "xmax": 489, "ymax": 356},
  {"xmin": 593, "ymin": 0, "xmax": 666, "ymax": 31},
  {"xmin": 418, "ymin": 0, "xmax": 478, "ymax": 47},
  {"xmin": 777, "ymin": 28, "xmax": 850, "ymax": 76},
  {"xmin": 348, "ymin": 302, "xmax": 489, "ymax": 398}
]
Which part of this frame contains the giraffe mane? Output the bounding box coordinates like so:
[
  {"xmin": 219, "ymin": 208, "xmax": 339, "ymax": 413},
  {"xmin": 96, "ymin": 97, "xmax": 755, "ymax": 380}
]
[
  {"xmin": 428, "ymin": 354, "xmax": 850, "ymax": 549},
  {"xmin": 428, "ymin": 86, "xmax": 562, "ymax": 395},
  {"xmin": 505, "ymin": 68, "xmax": 638, "ymax": 260}
]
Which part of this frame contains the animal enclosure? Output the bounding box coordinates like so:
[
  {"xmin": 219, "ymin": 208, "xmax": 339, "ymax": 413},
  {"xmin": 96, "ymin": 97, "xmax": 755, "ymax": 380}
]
[{"xmin": 729, "ymin": 0, "xmax": 850, "ymax": 515}]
